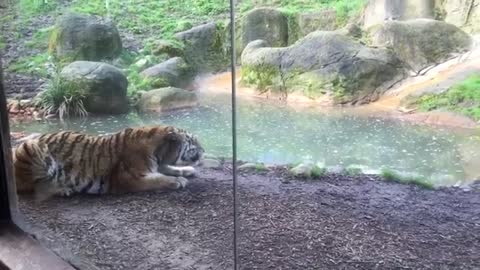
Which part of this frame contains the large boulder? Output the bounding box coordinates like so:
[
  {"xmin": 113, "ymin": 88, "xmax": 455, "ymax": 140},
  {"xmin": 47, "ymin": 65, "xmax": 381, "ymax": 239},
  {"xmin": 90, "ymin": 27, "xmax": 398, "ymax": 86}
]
[
  {"xmin": 369, "ymin": 19, "xmax": 472, "ymax": 74},
  {"xmin": 137, "ymin": 87, "xmax": 198, "ymax": 113},
  {"xmin": 241, "ymin": 8, "xmax": 289, "ymax": 51},
  {"xmin": 363, "ymin": 0, "xmax": 435, "ymax": 28},
  {"xmin": 140, "ymin": 57, "xmax": 195, "ymax": 89},
  {"xmin": 241, "ymin": 32, "xmax": 406, "ymax": 105},
  {"xmin": 298, "ymin": 10, "xmax": 338, "ymax": 37},
  {"xmin": 442, "ymin": 0, "xmax": 480, "ymax": 33},
  {"xmin": 49, "ymin": 13, "xmax": 122, "ymax": 62},
  {"xmin": 60, "ymin": 61, "xmax": 128, "ymax": 114},
  {"xmin": 174, "ymin": 22, "xmax": 229, "ymax": 73}
]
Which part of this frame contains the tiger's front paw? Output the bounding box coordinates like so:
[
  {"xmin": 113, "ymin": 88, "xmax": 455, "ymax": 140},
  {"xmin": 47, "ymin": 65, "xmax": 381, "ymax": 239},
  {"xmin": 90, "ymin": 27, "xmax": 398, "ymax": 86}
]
[
  {"xmin": 174, "ymin": 177, "xmax": 189, "ymax": 189},
  {"xmin": 181, "ymin": 166, "xmax": 196, "ymax": 177}
]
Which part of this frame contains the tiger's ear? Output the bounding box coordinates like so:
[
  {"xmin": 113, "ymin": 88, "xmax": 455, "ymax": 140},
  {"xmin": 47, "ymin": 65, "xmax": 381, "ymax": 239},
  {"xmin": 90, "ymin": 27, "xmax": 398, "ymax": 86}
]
[{"xmin": 165, "ymin": 130, "xmax": 182, "ymax": 142}]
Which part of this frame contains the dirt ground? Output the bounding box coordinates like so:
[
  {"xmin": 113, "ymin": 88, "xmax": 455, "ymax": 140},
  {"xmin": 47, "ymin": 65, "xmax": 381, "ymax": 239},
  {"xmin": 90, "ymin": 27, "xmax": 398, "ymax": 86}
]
[{"xmin": 16, "ymin": 164, "xmax": 480, "ymax": 270}]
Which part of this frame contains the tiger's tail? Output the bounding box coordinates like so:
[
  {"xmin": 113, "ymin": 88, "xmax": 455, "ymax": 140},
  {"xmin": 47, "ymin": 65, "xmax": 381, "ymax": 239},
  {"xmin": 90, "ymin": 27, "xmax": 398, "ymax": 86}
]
[{"xmin": 13, "ymin": 140, "xmax": 53, "ymax": 199}]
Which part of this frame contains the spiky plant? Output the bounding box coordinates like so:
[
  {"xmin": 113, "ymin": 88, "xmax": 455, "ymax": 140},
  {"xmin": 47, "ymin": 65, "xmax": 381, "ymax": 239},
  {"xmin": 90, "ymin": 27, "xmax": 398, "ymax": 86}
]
[{"xmin": 38, "ymin": 76, "xmax": 88, "ymax": 121}]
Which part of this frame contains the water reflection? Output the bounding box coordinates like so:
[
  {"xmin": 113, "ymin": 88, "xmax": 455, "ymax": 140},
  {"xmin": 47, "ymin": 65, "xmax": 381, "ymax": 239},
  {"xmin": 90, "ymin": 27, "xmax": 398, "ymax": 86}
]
[{"xmin": 10, "ymin": 92, "xmax": 480, "ymax": 186}]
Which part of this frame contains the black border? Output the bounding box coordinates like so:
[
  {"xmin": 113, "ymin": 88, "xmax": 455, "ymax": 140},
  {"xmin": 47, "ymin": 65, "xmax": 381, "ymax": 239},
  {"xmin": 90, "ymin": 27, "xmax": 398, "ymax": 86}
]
[{"xmin": 0, "ymin": 58, "xmax": 14, "ymax": 222}]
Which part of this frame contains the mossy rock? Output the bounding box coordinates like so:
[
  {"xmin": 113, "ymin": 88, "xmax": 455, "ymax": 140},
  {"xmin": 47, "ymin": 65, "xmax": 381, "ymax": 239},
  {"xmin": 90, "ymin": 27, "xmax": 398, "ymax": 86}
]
[
  {"xmin": 369, "ymin": 19, "xmax": 472, "ymax": 74},
  {"xmin": 49, "ymin": 13, "xmax": 122, "ymax": 63},
  {"xmin": 174, "ymin": 22, "xmax": 230, "ymax": 73},
  {"xmin": 151, "ymin": 39, "xmax": 185, "ymax": 57},
  {"xmin": 140, "ymin": 57, "xmax": 195, "ymax": 89},
  {"xmin": 60, "ymin": 61, "xmax": 129, "ymax": 114},
  {"xmin": 137, "ymin": 87, "xmax": 198, "ymax": 113},
  {"xmin": 240, "ymin": 32, "xmax": 407, "ymax": 104},
  {"xmin": 241, "ymin": 8, "xmax": 289, "ymax": 52}
]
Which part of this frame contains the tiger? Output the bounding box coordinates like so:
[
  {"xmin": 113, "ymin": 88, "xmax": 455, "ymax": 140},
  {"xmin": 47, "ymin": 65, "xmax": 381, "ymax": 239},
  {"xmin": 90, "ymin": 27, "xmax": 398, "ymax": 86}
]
[{"xmin": 13, "ymin": 125, "xmax": 204, "ymax": 201}]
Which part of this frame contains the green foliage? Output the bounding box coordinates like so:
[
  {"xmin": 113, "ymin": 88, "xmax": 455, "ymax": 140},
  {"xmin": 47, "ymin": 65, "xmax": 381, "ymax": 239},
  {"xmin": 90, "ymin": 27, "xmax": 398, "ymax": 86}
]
[
  {"xmin": 25, "ymin": 27, "xmax": 53, "ymax": 49},
  {"xmin": 7, "ymin": 53, "xmax": 51, "ymax": 77},
  {"xmin": 126, "ymin": 68, "xmax": 156, "ymax": 96},
  {"xmin": 254, "ymin": 163, "xmax": 269, "ymax": 172},
  {"xmin": 18, "ymin": 0, "xmax": 57, "ymax": 15},
  {"xmin": 0, "ymin": 36, "xmax": 5, "ymax": 51},
  {"xmin": 381, "ymin": 169, "xmax": 434, "ymax": 190},
  {"xmin": 345, "ymin": 165, "xmax": 363, "ymax": 176},
  {"xmin": 241, "ymin": 64, "xmax": 280, "ymax": 91},
  {"xmin": 239, "ymin": 0, "xmax": 367, "ymax": 27},
  {"xmin": 38, "ymin": 76, "xmax": 88, "ymax": 120},
  {"xmin": 311, "ymin": 164, "xmax": 326, "ymax": 178},
  {"xmin": 416, "ymin": 74, "xmax": 480, "ymax": 120}
]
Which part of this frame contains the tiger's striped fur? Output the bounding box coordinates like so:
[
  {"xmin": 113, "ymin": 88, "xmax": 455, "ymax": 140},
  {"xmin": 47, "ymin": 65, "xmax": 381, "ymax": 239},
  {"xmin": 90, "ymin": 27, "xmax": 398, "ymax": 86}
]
[{"xmin": 13, "ymin": 125, "xmax": 204, "ymax": 200}]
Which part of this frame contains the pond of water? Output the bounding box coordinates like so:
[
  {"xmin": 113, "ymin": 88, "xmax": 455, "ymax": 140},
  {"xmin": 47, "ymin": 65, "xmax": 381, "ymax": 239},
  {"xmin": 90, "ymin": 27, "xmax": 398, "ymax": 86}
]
[{"xmin": 10, "ymin": 84, "xmax": 480, "ymax": 187}]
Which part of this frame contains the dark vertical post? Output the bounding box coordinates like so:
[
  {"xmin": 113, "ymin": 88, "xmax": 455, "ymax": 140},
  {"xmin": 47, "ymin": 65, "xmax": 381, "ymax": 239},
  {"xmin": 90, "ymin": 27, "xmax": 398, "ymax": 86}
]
[
  {"xmin": 228, "ymin": 0, "xmax": 239, "ymax": 269},
  {"xmin": 0, "ymin": 56, "xmax": 16, "ymax": 222}
]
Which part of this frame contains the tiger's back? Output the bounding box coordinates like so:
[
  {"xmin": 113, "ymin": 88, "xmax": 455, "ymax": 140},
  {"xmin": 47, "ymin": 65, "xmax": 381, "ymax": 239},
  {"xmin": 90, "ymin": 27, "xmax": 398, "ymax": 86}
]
[
  {"xmin": 14, "ymin": 131, "xmax": 121, "ymax": 197},
  {"xmin": 13, "ymin": 126, "xmax": 203, "ymax": 200}
]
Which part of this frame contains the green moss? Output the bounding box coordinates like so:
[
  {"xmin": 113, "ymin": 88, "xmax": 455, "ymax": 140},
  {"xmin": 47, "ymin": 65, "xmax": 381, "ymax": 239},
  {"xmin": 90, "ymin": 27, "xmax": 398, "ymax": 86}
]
[
  {"xmin": 25, "ymin": 27, "xmax": 53, "ymax": 49},
  {"xmin": 286, "ymin": 72, "xmax": 330, "ymax": 99},
  {"xmin": 18, "ymin": 0, "xmax": 57, "ymax": 15},
  {"xmin": 345, "ymin": 165, "xmax": 363, "ymax": 175},
  {"xmin": 241, "ymin": 64, "xmax": 281, "ymax": 92},
  {"xmin": 126, "ymin": 69, "xmax": 156, "ymax": 96},
  {"xmin": 414, "ymin": 74, "xmax": 480, "ymax": 120},
  {"xmin": 47, "ymin": 27, "xmax": 59, "ymax": 54},
  {"xmin": 381, "ymin": 169, "xmax": 434, "ymax": 190},
  {"xmin": 254, "ymin": 163, "xmax": 269, "ymax": 172},
  {"xmin": 281, "ymin": 10, "xmax": 301, "ymax": 45},
  {"xmin": 0, "ymin": 36, "xmax": 5, "ymax": 51},
  {"xmin": 331, "ymin": 76, "xmax": 353, "ymax": 103},
  {"xmin": 311, "ymin": 164, "xmax": 327, "ymax": 178}
]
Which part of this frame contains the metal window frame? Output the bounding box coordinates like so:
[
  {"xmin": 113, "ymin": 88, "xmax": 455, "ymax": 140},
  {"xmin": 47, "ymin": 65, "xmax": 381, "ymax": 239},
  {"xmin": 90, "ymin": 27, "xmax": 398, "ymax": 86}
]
[{"xmin": 0, "ymin": 59, "xmax": 76, "ymax": 270}]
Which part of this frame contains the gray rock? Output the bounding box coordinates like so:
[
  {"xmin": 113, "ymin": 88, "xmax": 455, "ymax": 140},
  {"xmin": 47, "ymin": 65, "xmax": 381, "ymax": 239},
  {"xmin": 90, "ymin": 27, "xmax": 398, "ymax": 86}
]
[
  {"xmin": 363, "ymin": 0, "xmax": 435, "ymax": 28},
  {"xmin": 50, "ymin": 13, "xmax": 122, "ymax": 62},
  {"xmin": 140, "ymin": 57, "xmax": 195, "ymax": 89},
  {"xmin": 175, "ymin": 22, "xmax": 229, "ymax": 72},
  {"xmin": 369, "ymin": 19, "xmax": 472, "ymax": 74},
  {"xmin": 443, "ymin": 0, "xmax": 480, "ymax": 33},
  {"xmin": 60, "ymin": 61, "xmax": 128, "ymax": 114},
  {"xmin": 241, "ymin": 31, "xmax": 407, "ymax": 105},
  {"xmin": 298, "ymin": 10, "xmax": 338, "ymax": 37},
  {"xmin": 137, "ymin": 87, "xmax": 198, "ymax": 113},
  {"xmin": 238, "ymin": 163, "xmax": 257, "ymax": 171},
  {"xmin": 241, "ymin": 8, "xmax": 289, "ymax": 51},
  {"xmin": 151, "ymin": 39, "xmax": 184, "ymax": 57},
  {"xmin": 201, "ymin": 158, "xmax": 222, "ymax": 169}
]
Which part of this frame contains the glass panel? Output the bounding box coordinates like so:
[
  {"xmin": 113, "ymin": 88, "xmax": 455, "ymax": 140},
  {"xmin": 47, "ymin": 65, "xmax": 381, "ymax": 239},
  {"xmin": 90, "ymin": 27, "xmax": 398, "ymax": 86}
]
[
  {"xmin": 236, "ymin": 0, "xmax": 480, "ymax": 268},
  {"xmin": 2, "ymin": 0, "xmax": 235, "ymax": 268}
]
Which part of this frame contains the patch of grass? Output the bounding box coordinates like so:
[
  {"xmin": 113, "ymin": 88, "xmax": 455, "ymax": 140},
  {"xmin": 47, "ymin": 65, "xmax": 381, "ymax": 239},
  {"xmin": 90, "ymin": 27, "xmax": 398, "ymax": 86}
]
[
  {"xmin": 239, "ymin": 0, "xmax": 367, "ymax": 27},
  {"xmin": 126, "ymin": 69, "xmax": 155, "ymax": 96},
  {"xmin": 416, "ymin": 74, "xmax": 480, "ymax": 120},
  {"xmin": 254, "ymin": 163, "xmax": 269, "ymax": 172},
  {"xmin": 345, "ymin": 165, "xmax": 363, "ymax": 176},
  {"xmin": 25, "ymin": 27, "xmax": 53, "ymax": 49},
  {"xmin": 381, "ymin": 169, "xmax": 434, "ymax": 190},
  {"xmin": 18, "ymin": 0, "xmax": 57, "ymax": 15},
  {"xmin": 311, "ymin": 164, "xmax": 327, "ymax": 178},
  {"xmin": 241, "ymin": 64, "xmax": 281, "ymax": 92},
  {"xmin": 7, "ymin": 53, "xmax": 52, "ymax": 77},
  {"xmin": 0, "ymin": 36, "xmax": 5, "ymax": 51},
  {"xmin": 38, "ymin": 75, "xmax": 88, "ymax": 120}
]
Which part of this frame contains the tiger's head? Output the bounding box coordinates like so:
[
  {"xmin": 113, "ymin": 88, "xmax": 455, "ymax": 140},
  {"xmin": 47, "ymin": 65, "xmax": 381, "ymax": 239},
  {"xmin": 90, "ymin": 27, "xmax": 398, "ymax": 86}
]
[
  {"xmin": 160, "ymin": 127, "xmax": 204, "ymax": 166},
  {"xmin": 175, "ymin": 130, "xmax": 204, "ymax": 166}
]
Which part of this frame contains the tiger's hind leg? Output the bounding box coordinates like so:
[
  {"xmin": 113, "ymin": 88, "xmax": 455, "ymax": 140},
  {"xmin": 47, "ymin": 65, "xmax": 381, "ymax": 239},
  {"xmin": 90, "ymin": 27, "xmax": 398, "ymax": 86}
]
[
  {"xmin": 110, "ymin": 172, "xmax": 189, "ymax": 194},
  {"xmin": 158, "ymin": 165, "xmax": 196, "ymax": 177}
]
